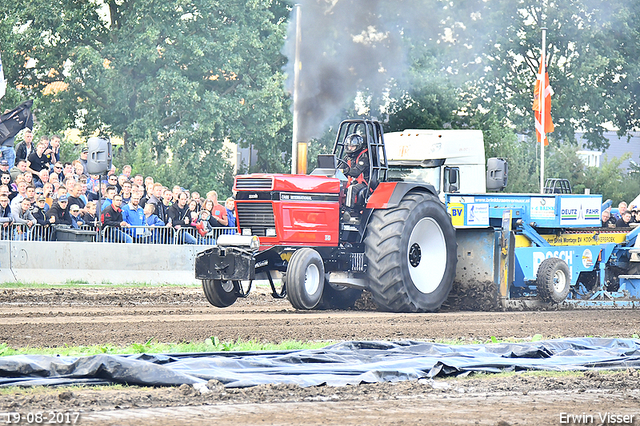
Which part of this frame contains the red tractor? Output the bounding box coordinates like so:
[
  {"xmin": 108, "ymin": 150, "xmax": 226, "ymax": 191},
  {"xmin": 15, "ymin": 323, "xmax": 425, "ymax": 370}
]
[{"xmin": 195, "ymin": 119, "xmax": 457, "ymax": 312}]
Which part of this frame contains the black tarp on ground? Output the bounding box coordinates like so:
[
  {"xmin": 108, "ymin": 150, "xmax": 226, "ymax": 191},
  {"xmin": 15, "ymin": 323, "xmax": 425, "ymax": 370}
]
[{"xmin": 1, "ymin": 338, "xmax": 639, "ymax": 388}]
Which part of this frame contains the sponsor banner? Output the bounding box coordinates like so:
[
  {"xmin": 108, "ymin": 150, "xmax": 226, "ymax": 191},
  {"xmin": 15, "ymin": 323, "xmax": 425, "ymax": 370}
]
[
  {"xmin": 530, "ymin": 197, "xmax": 556, "ymax": 220},
  {"xmin": 559, "ymin": 197, "xmax": 601, "ymax": 226},
  {"xmin": 467, "ymin": 203, "xmax": 489, "ymax": 226},
  {"xmin": 448, "ymin": 203, "xmax": 465, "ymax": 227}
]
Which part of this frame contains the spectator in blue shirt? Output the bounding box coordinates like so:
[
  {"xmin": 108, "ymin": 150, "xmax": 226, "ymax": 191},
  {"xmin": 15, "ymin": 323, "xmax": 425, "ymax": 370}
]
[
  {"xmin": 225, "ymin": 197, "xmax": 236, "ymax": 229},
  {"xmin": 122, "ymin": 194, "xmax": 146, "ymax": 240}
]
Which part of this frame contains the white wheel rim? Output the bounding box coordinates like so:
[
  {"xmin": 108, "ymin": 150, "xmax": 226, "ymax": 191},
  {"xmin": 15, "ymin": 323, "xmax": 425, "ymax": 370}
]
[
  {"xmin": 221, "ymin": 280, "xmax": 234, "ymax": 292},
  {"xmin": 553, "ymin": 270, "xmax": 567, "ymax": 293},
  {"xmin": 408, "ymin": 217, "xmax": 447, "ymax": 294},
  {"xmin": 304, "ymin": 263, "xmax": 321, "ymax": 295}
]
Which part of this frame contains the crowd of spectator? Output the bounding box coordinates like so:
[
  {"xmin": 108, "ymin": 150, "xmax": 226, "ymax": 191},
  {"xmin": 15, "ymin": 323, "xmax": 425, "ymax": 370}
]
[
  {"xmin": 0, "ymin": 129, "xmax": 236, "ymax": 244},
  {"xmin": 601, "ymin": 201, "xmax": 640, "ymax": 229}
]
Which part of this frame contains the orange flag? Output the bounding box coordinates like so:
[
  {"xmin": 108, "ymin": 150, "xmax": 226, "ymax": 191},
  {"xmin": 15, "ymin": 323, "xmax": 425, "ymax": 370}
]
[{"xmin": 533, "ymin": 58, "xmax": 554, "ymax": 146}]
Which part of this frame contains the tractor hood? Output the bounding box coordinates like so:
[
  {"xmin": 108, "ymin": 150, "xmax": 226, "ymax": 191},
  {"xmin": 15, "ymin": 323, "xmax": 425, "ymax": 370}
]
[{"xmin": 235, "ymin": 173, "xmax": 341, "ymax": 194}]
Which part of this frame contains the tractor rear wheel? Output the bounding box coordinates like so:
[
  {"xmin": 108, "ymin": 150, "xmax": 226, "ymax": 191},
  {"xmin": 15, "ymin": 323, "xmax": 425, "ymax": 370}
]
[
  {"xmin": 286, "ymin": 248, "xmax": 325, "ymax": 310},
  {"xmin": 202, "ymin": 279, "xmax": 238, "ymax": 308},
  {"xmin": 536, "ymin": 258, "xmax": 571, "ymax": 303},
  {"xmin": 364, "ymin": 191, "xmax": 457, "ymax": 312}
]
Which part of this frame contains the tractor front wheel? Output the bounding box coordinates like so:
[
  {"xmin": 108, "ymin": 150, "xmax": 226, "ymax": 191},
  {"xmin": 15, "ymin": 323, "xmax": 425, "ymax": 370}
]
[
  {"xmin": 364, "ymin": 191, "xmax": 457, "ymax": 312},
  {"xmin": 286, "ymin": 248, "xmax": 325, "ymax": 310},
  {"xmin": 202, "ymin": 279, "xmax": 239, "ymax": 308}
]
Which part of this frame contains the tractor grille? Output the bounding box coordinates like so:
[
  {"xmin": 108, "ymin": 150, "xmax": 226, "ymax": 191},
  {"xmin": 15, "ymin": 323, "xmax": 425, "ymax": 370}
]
[
  {"xmin": 236, "ymin": 202, "xmax": 276, "ymax": 237},
  {"xmin": 235, "ymin": 177, "xmax": 273, "ymax": 190}
]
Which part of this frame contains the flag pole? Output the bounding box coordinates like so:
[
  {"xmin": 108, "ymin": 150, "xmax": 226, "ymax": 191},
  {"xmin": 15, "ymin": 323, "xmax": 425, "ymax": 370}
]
[
  {"xmin": 539, "ymin": 27, "xmax": 547, "ymax": 194},
  {"xmin": 291, "ymin": 4, "xmax": 302, "ymax": 174}
]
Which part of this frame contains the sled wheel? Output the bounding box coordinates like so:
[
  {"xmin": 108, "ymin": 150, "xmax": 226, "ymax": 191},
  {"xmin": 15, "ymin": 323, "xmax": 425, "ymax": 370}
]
[
  {"xmin": 364, "ymin": 191, "xmax": 457, "ymax": 312},
  {"xmin": 536, "ymin": 258, "xmax": 571, "ymax": 303},
  {"xmin": 286, "ymin": 248, "xmax": 325, "ymax": 310},
  {"xmin": 202, "ymin": 279, "xmax": 238, "ymax": 308}
]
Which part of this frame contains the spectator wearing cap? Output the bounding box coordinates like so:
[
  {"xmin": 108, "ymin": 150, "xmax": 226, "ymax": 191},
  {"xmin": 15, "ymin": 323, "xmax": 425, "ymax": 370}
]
[
  {"xmin": 101, "ymin": 194, "xmax": 132, "ymax": 243},
  {"xmin": 69, "ymin": 204, "xmax": 84, "ymax": 229},
  {"xmin": 31, "ymin": 195, "xmax": 49, "ymax": 226},
  {"xmin": 0, "ymin": 160, "xmax": 10, "ymax": 175},
  {"xmin": 46, "ymin": 195, "xmax": 72, "ymax": 226},
  {"xmin": 77, "ymin": 147, "xmax": 89, "ymax": 177}
]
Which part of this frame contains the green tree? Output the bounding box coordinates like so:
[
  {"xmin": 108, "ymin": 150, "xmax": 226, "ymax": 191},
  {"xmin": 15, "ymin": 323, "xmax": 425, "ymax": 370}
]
[{"xmin": 0, "ymin": 0, "xmax": 292, "ymax": 195}]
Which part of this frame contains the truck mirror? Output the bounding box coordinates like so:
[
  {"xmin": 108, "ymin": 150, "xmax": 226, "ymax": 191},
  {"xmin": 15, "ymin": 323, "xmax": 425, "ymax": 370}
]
[{"xmin": 448, "ymin": 168, "xmax": 458, "ymax": 184}]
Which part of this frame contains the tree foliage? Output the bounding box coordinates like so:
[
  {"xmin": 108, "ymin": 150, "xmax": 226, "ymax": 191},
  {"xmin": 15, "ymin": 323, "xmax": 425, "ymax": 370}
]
[
  {"xmin": 0, "ymin": 0, "xmax": 292, "ymax": 195},
  {"xmin": 3, "ymin": 0, "xmax": 640, "ymax": 200}
]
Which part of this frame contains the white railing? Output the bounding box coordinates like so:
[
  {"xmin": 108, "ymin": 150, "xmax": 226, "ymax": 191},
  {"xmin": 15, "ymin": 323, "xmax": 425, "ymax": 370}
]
[{"xmin": 0, "ymin": 223, "xmax": 234, "ymax": 245}]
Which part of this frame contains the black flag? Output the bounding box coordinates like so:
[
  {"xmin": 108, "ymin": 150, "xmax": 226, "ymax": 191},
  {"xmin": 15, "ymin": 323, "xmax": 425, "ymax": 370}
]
[{"xmin": 0, "ymin": 100, "xmax": 34, "ymax": 144}]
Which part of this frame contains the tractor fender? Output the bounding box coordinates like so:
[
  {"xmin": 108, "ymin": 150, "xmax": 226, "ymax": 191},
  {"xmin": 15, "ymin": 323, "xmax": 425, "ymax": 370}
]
[{"xmin": 366, "ymin": 182, "xmax": 439, "ymax": 210}]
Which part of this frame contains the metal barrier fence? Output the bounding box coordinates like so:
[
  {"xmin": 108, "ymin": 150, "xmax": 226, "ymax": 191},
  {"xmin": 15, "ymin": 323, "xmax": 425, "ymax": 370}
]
[{"xmin": 0, "ymin": 223, "xmax": 232, "ymax": 245}]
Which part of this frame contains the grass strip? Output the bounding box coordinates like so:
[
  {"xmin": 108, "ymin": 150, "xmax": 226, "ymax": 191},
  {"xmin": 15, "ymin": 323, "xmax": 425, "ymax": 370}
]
[{"xmin": 0, "ymin": 338, "xmax": 334, "ymax": 357}]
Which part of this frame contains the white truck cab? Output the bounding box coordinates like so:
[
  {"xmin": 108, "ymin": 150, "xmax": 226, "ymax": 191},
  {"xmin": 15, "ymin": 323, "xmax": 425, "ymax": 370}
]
[{"xmin": 384, "ymin": 129, "xmax": 506, "ymax": 200}]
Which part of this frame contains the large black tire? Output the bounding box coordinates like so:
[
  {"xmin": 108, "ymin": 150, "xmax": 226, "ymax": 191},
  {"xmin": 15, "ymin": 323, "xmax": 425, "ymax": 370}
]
[
  {"xmin": 316, "ymin": 278, "xmax": 363, "ymax": 310},
  {"xmin": 286, "ymin": 248, "xmax": 325, "ymax": 310},
  {"xmin": 364, "ymin": 191, "xmax": 457, "ymax": 312},
  {"xmin": 536, "ymin": 258, "xmax": 571, "ymax": 303},
  {"xmin": 202, "ymin": 279, "xmax": 238, "ymax": 308}
]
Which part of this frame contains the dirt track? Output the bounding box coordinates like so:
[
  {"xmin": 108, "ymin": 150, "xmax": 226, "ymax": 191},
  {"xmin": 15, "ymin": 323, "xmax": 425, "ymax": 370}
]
[{"xmin": 1, "ymin": 286, "xmax": 640, "ymax": 425}]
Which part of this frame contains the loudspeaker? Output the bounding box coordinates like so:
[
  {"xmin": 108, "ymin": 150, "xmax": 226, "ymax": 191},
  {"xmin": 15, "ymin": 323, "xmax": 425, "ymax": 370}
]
[
  {"xmin": 486, "ymin": 157, "xmax": 508, "ymax": 191},
  {"xmin": 86, "ymin": 137, "xmax": 112, "ymax": 175}
]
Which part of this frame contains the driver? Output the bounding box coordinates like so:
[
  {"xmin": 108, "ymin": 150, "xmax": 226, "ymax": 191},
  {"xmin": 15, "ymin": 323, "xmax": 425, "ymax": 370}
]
[{"xmin": 340, "ymin": 133, "xmax": 370, "ymax": 211}]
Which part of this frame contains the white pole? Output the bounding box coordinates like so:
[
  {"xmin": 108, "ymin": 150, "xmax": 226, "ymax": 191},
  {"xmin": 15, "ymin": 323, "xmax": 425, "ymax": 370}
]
[
  {"xmin": 291, "ymin": 4, "xmax": 302, "ymax": 174},
  {"xmin": 539, "ymin": 27, "xmax": 547, "ymax": 194}
]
